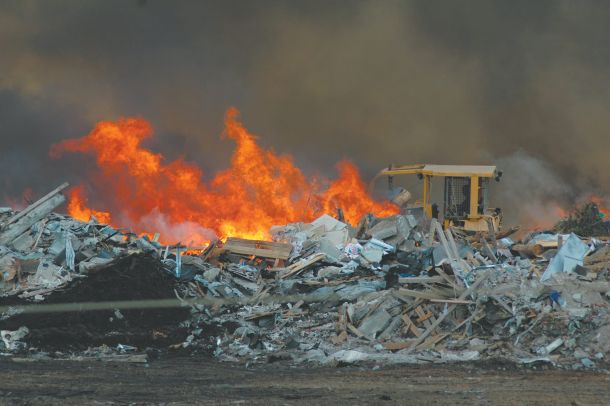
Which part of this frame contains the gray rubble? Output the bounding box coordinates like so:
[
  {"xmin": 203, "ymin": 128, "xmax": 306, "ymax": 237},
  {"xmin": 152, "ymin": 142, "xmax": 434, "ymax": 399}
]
[{"xmin": 0, "ymin": 184, "xmax": 609, "ymax": 370}]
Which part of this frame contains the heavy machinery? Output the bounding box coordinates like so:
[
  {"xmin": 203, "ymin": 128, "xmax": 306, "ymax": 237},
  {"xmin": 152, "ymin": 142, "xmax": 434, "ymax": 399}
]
[{"xmin": 370, "ymin": 164, "xmax": 503, "ymax": 233}]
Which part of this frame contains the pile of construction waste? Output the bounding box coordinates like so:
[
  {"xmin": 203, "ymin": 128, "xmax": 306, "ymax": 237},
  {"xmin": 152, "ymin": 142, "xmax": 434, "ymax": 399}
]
[{"xmin": 0, "ymin": 184, "xmax": 609, "ymax": 370}]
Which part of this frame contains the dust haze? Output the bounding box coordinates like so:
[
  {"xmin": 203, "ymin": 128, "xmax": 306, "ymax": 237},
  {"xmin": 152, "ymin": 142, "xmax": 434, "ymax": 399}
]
[{"xmin": 1, "ymin": 0, "xmax": 610, "ymax": 227}]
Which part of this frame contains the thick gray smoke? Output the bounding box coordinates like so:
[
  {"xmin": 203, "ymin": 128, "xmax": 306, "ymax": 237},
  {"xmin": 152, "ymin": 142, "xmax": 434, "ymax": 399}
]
[
  {"xmin": 492, "ymin": 151, "xmax": 572, "ymax": 228},
  {"xmin": 1, "ymin": 1, "xmax": 609, "ymax": 228}
]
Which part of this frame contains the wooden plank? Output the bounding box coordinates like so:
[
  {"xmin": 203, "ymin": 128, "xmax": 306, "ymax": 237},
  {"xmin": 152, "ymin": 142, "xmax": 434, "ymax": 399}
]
[
  {"xmin": 223, "ymin": 237, "xmax": 292, "ymax": 260},
  {"xmin": 2, "ymin": 182, "xmax": 69, "ymax": 228},
  {"xmin": 383, "ymin": 341, "xmax": 416, "ymax": 351},
  {"xmin": 416, "ymin": 310, "xmax": 434, "ymax": 323},
  {"xmin": 0, "ymin": 193, "xmax": 66, "ymax": 245},
  {"xmin": 429, "ymin": 299, "xmax": 474, "ymax": 305},
  {"xmin": 398, "ymin": 276, "xmax": 444, "ymax": 284},
  {"xmin": 433, "ymin": 265, "xmax": 461, "ymax": 291},
  {"xmin": 347, "ymin": 323, "xmax": 368, "ymax": 340},
  {"xmin": 417, "ymin": 334, "xmax": 445, "ymax": 351},
  {"xmin": 445, "ymin": 228, "xmax": 461, "ymax": 261},
  {"xmin": 427, "ymin": 219, "xmax": 437, "ymax": 246},
  {"xmin": 433, "ymin": 221, "xmax": 464, "ymax": 281},
  {"xmin": 481, "ymin": 237, "xmax": 499, "ymax": 262},
  {"xmin": 511, "ymin": 243, "xmax": 544, "ymax": 258},
  {"xmin": 336, "ymin": 303, "xmax": 347, "ymax": 334},
  {"xmin": 414, "ymin": 305, "xmax": 433, "ymax": 328},
  {"xmin": 279, "ymin": 253, "xmax": 326, "ymax": 279},
  {"xmin": 536, "ymin": 236, "xmax": 561, "ymax": 249},
  {"xmin": 244, "ymin": 311, "xmax": 275, "ymax": 321},
  {"xmin": 200, "ymin": 239, "xmax": 218, "ymax": 262},
  {"xmin": 401, "ymin": 314, "xmax": 420, "ymax": 337},
  {"xmin": 405, "ymin": 272, "xmax": 490, "ymax": 353},
  {"xmin": 416, "ymin": 308, "xmax": 483, "ymax": 350},
  {"xmin": 446, "ymin": 228, "xmax": 472, "ymax": 272}
]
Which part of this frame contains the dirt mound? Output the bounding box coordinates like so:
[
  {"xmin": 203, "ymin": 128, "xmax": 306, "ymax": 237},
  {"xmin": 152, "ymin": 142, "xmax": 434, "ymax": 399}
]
[{"xmin": 0, "ymin": 254, "xmax": 190, "ymax": 351}]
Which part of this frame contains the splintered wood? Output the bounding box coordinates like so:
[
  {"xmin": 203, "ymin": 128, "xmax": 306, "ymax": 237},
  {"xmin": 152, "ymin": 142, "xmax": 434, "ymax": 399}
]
[
  {"xmin": 278, "ymin": 253, "xmax": 326, "ymax": 279},
  {"xmin": 403, "ymin": 272, "xmax": 490, "ymax": 352},
  {"xmin": 377, "ymin": 270, "xmax": 492, "ymax": 352}
]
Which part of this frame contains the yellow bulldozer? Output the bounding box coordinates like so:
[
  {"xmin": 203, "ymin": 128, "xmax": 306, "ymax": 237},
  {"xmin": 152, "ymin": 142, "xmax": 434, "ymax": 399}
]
[{"xmin": 370, "ymin": 164, "xmax": 503, "ymax": 233}]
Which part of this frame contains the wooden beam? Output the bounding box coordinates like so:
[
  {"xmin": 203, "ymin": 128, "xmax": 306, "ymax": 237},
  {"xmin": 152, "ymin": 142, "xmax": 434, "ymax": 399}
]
[
  {"xmin": 398, "ymin": 276, "xmax": 444, "ymax": 284},
  {"xmin": 223, "ymin": 237, "xmax": 292, "ymax": 260},
  {"xmin": 2, "ymin": 182, "xmax": 69, "ymax": 229},
  {"xmin": 0, "ymin": 193, "xmax": 66, "ymax": 245},
  {"xmin": 429, "ymin": 298, "xmax": 474, "ymax": 305},
  {"xmin": 279, "ymin": 253, "xmax": 326, "ymax": 279}
]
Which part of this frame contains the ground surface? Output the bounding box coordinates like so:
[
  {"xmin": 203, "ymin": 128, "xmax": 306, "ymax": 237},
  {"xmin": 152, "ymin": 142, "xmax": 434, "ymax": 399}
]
[{"xmin": 0, "ymin": 356, "xmax": 608, "ymax": 405}]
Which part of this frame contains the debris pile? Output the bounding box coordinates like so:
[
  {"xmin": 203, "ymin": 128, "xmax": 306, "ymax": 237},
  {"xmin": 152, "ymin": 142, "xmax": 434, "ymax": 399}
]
[
  {"xmin": 177, "ymin": 214, "xmax": 609, "ymax": 369},
  {"xmin": 555, "ymin": 202, "xmax": 610, "ymax": 237},
  {"xmin": 0, "ymin": 183, "xmax": 171, "ymax": 299},
  {"xmin": 0, "ymin": 184, "xmax": 609, "ymax": 370}
]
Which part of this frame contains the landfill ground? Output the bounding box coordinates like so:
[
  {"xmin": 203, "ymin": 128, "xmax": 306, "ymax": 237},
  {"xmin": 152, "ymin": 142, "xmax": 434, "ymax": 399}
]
[{"xmin": 0, "ymin": 356, "xmax": 608, "ymax": 405}]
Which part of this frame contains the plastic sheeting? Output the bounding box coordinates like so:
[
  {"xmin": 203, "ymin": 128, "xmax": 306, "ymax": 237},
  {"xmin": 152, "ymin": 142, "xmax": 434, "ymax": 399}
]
[{"xmin": 541, "ymin": 233, "xmax": 589, "ymax": 282}]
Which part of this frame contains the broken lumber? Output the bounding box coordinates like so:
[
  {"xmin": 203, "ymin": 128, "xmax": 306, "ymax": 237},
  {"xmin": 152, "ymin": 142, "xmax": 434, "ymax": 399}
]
[
  {"xmin": 223, "ymin": 237, "xmax": 292, "ymax": 260},
  {"xmin": 405, "ymin": 271, "xmax": 490, "ymax": 352},
  {"xmin": 279, "ymin": 252, "xmax": 326, "ymax": 279},
  {"xmin": 1, "ymin": 182, "xmax": 69, "ymax": 229},
  {"xmin": 398, "ymin": 276, "xmax": 444, "ymax": 284},
  {"xmin": 511, "ymin": 243, "xmax": 544, "ymax": 258},
  {"xmin": 0, "ymin": 183, "xmax": 69, "ymax": 246}
]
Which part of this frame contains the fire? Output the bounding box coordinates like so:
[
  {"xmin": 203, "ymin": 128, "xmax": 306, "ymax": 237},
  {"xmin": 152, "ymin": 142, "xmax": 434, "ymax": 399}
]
[
  {"xmin": 50, "ymin": 108, "xmax": 397, "ymax": 245},
  {"xmin": 67, "ymin": 186, "xmax": 112, "ymax": 224},
  {"xmin": 524, "ymin": 195, "xmax": 610, "ymax": 235}
]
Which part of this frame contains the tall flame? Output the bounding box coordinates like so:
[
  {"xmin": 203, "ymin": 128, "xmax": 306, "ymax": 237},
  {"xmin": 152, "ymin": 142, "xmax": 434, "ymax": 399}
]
[{"xmin": 50, "ymin": 108, "xmax": 398, "ymax": 245}]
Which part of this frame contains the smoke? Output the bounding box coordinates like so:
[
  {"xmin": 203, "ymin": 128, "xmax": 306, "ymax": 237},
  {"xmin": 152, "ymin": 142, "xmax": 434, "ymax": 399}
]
[
  {"xmin": 2, "ymin": 1, "xmax": 610, "ymax": 228},
  {"xmin": 136, "ymin": 209, "xmax": 217, "ymax": 246},
  {"xmin": 493, "ymin": 151, "xmax": 572, "ymax": 229}
]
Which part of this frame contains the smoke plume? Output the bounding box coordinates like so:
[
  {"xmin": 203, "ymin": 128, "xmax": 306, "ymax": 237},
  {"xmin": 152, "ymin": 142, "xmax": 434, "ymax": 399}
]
[{"xmin": 2, "ymin": 1, "xmax": 610, "ymax": 228}]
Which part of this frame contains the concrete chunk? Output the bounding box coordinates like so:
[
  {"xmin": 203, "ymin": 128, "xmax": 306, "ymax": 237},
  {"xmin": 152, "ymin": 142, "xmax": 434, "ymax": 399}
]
[
  {"xmin": 367, "ymin": 218, "xmax": 397, "ymax": 240},
  {"xmin": 358, "ymin": 309, "xmax": 392, "ymax": 339}
]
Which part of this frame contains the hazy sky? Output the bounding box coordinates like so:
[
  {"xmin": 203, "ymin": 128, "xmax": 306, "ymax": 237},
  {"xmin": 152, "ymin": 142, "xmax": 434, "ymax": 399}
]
[{"xmin": 1, "ymin": 1, "xmax": 609, "ymax": 222}]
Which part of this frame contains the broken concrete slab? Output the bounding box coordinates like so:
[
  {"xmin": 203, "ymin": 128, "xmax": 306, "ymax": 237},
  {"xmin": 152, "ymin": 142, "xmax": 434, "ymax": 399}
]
[
  {"xmin": 361, "ymin": 244, "xmax": 384, "ymax": 263},
  {"xmin": 358, "ymin": 308, "xmax": 392, "ymax": 339},
  {"xmin": 367, "ymin": 219, "xmax": 397, "ymax": 240}
]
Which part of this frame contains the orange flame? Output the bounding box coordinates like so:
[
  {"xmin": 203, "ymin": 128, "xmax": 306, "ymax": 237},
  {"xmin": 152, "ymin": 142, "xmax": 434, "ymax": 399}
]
[
  {"xmin": 67, "ymin": 186, "xmax": 112, "ymax": 224},
  {"xmin": 51, "ymin": 108, "xmax": 397, "ymax": 245}
]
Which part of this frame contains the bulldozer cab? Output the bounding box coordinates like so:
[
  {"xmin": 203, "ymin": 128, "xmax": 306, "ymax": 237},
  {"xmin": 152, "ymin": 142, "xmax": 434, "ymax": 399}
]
[{"xmin": 370, "ymin": 164, "xmax": 503, "ymax": 233}]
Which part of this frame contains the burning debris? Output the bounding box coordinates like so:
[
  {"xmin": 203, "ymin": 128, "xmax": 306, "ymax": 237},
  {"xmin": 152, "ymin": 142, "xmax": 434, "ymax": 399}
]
[
  {"xmin": 50, "ymin": 108, "xmax": 398, "ymax": 244},
  {"xmin": 0, "ymin": 183, "xmax": 609, "ymax": 371}
]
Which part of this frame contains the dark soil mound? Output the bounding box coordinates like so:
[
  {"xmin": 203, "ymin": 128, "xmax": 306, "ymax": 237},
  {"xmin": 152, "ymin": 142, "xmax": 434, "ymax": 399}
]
[{"xmin": 0, "ymin": 254, "xmax": 190, "ymax": 351}]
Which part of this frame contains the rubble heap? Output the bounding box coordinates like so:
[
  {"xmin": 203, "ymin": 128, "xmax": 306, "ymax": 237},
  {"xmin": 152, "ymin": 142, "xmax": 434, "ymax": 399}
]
[{"xmin": 0, "ymin": 184, "xmax": 609, "ymax": 370}]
